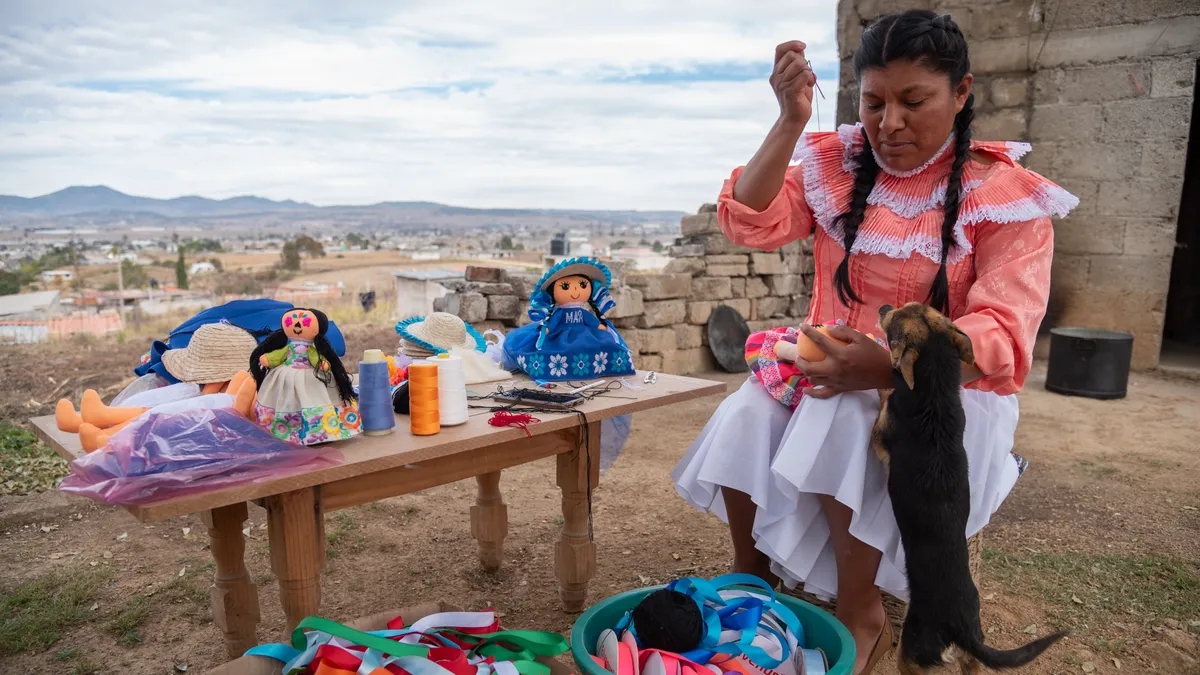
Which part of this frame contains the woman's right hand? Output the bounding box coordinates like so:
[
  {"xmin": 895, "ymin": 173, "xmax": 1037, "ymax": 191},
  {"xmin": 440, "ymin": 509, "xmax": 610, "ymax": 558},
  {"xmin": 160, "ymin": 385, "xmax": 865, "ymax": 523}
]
[{"xmin": 771, "ymin": 41, "xmax": 815, "ymax": 130}]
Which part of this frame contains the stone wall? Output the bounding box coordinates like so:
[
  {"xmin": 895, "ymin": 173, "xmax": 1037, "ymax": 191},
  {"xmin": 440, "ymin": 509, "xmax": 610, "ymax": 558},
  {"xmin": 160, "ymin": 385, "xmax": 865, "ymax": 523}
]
[
  {"xmin": 837, "ymin": 0, "xmax": 1200, "ymax": 368},
  {"xmin": 431, "ymin": 205, "xmax": 815, "ymax": 375}
]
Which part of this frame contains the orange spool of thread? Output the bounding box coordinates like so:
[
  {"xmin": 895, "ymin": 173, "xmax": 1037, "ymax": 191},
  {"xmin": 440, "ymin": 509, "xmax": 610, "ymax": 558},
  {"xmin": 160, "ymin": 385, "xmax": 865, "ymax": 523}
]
[{"xmin": 407, "ymin": 362, "xmax": 441, "ymax": 436}]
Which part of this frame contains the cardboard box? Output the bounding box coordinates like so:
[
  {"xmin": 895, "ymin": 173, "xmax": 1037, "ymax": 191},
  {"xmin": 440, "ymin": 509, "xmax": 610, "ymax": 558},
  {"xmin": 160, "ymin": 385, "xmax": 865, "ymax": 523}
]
[{"xmin": 206, "ymin": 603, "xmax": 577, "ymax": 675}]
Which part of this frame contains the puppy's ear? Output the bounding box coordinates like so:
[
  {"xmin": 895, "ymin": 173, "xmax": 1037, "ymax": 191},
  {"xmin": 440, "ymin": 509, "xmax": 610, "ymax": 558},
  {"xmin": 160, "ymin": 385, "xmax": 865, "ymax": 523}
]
[
  {"xmin": 891, "ymin": 343, "xmax": 918, "ymax": 391},
  {"xmin": 950, "ymin": 325, "xmax": 975, "ymax": 366}
]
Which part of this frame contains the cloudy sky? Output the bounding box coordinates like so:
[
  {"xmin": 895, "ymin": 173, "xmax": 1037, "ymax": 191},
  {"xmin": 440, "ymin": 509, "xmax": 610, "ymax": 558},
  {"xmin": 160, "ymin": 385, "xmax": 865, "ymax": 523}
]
[{"xmin": 0, "ymin": 1, "xmax": 839, "ymax": 210}]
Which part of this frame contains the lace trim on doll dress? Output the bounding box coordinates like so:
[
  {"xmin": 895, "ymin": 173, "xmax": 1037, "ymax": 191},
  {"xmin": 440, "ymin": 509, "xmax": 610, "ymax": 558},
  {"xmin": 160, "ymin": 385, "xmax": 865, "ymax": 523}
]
[{"xmin": 790, "ymin": 123, "xmax": 1079, "ymax": 264}]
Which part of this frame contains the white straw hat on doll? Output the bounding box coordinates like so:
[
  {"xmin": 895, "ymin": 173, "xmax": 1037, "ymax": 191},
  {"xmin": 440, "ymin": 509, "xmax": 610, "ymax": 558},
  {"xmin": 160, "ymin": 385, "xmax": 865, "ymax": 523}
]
[
  {"xmin": 395, "ymin": 312, "xmax": 486, "ymax": 354},
  {"xmin": 161, "ymin": 322, "xmax": 258, "ymax": 384}
]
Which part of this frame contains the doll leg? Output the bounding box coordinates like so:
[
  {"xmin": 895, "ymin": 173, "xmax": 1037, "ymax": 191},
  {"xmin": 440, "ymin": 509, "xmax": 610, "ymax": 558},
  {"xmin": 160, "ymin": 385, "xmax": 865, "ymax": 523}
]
[
  {"xmin": 226, "ymin": 370, "xmax": 250, "ymax": 394},
  {"xmin": 202, "ymin": 382, "xmax": 226, "ymax": 395},
  {"xmin": 233, "ymin": 378, "xmax": 258, "ymax": 420},
  {"xmin": 56, "ymin": 399, "xmax": 83, "ymax": 433},
  {"xmin": 80, "ymin": 389, "xmax": 147, "ymax": 428}
]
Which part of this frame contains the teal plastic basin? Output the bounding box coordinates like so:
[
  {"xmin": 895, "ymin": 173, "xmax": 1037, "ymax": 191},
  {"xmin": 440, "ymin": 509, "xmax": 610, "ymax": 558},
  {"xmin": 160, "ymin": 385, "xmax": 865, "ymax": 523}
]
[{"xmin": 570, "ymin": 586, "xmax": 855, "ymax": 675}]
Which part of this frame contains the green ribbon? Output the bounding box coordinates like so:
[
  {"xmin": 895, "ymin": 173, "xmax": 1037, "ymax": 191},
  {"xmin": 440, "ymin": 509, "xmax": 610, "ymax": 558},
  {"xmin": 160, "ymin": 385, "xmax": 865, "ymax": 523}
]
[{"xmin": 289, "ymin": 618, "xmax": 570, "ymax": 675}]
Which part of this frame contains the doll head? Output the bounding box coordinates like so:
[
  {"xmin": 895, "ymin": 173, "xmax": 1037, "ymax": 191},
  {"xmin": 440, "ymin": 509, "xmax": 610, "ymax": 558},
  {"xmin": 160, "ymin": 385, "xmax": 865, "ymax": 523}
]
[
  {"xmin": 552, "ymin": 275, "xmax": 593, "ymax": 306},
  {"xmin": 282, "ymin": 308, "xmax": 322, "ymax": 341}
]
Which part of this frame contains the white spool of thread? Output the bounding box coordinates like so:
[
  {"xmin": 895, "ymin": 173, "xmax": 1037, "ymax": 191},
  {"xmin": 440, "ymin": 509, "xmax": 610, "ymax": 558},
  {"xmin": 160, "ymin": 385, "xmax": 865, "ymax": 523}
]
[{"xmin": 426, "ymin": 353, "xmax": 469, "ymax": 426}]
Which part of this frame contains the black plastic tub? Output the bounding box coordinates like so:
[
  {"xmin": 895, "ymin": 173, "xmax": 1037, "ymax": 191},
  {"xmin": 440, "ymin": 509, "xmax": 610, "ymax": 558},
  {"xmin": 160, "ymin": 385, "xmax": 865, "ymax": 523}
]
[{"xmin": 1045, "ymin": 327, "xmax": 1134, "ymax": 400}]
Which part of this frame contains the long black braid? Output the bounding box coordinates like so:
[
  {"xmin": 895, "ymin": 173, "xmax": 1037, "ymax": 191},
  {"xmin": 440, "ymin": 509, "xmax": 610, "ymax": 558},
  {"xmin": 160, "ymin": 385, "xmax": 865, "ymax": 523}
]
[
  {"xmin": 929, "ymin": 92, "xmax": 974, "ymax": 314},
  {"xmin": 834, "ymin": 10, "xmax": 973, "ymax": 312},
  {"xmin": 833, "ymin": 129, "xmax": 880, "ymax": 307}
]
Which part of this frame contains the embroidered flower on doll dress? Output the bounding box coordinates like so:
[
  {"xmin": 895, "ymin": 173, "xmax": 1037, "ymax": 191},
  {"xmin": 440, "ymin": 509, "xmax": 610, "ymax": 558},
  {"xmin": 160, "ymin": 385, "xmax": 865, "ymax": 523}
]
[
  {"xmin": 593, "ymin": 352, "xmax": 609, "ymax": 374},
  {"xmin": 571, "ymin": 353, "xmax": 590, "ymax": 376},
  {"xmin": 549, "ymin": 354, "xmax": 569, "ymax": 377},
  {"xmin": 517, "ymin": 355, "xmax": 528, "ymax": 372},
  {"xmin": 528, "ymin": 353, "xmax": 546, "ymax": 377},
  {"xmin": 612, "ymin": 351, "xmax": 627, "ymax": 370}
]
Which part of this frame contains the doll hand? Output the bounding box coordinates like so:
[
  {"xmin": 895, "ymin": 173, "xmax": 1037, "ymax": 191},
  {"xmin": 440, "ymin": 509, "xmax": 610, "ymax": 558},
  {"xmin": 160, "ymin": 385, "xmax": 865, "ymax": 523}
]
[
  {"xmin": 775, "ymin": 340, "xmax": 799, "ymax": 363},
  {"xmin": 320, "ymin": 360, "xmax": 331, "ymax": 372},
  {"xmin": 598, "ymin": 324, "xmax": 608, "ymax": 331},
  {"xmin": 258, "ymin": 355, "xmax": 270, "ymax": 368}
]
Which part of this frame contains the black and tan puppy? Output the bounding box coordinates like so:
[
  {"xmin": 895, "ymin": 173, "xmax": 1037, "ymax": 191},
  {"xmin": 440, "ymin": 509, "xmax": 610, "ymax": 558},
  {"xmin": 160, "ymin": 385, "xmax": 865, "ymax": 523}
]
[{"xmin": 874, "ymin": 302, "xmax": 1065, "ymax": 674}]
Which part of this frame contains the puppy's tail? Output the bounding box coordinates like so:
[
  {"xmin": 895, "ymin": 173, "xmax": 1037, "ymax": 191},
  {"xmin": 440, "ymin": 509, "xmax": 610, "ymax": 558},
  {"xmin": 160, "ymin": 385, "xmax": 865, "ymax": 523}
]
[{"xmin": 961, "ymin": 629, "xmax": 1067, "ymax": 670}]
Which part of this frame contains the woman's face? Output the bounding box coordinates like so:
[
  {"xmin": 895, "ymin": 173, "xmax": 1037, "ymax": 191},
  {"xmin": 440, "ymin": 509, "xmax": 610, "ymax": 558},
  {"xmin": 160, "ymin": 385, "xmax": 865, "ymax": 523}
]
[
  {"xmin": 552, "ymin": 275, "xmax": 592, "ymax": 305},
  {"xmin": 283, "ymin": 309, "xmax": 320, "ymax": 341},
  {"xmin": 858, "ymin": 60, "xmax": 972, "ymax": 172}
]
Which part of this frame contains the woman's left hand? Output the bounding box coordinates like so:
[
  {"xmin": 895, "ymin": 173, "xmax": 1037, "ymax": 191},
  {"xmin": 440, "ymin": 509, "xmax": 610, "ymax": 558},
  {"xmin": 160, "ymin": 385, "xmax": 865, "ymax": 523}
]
[{"xmin": 796, "ymin": 324, "xmax": 893, "ymax": 399}]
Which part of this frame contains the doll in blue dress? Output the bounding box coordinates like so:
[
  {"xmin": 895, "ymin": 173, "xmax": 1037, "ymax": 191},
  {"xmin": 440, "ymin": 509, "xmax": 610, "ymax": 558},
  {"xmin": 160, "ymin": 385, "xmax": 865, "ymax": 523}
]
[{"xmin": 504, "ymin": 257, "xmax": 635, "ymax": 381}]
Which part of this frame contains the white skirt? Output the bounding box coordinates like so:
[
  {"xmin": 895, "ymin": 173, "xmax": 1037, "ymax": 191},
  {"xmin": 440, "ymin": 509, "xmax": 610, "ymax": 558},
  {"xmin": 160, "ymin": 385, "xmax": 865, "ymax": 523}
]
[{"xmin": 672, "ymin": 377, "xmax": 1022, "ymax": 602}]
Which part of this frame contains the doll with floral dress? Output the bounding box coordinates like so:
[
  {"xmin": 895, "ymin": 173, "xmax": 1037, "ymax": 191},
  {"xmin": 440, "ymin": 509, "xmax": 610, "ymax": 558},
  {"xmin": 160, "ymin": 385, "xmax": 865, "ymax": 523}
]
[
  {"xmin": 503, "ymin": 257, "xmax": 635, "ymax": 381},
  {"xmin": 248, "ymin": 308, "xmax": 361, "ymax": 445}
]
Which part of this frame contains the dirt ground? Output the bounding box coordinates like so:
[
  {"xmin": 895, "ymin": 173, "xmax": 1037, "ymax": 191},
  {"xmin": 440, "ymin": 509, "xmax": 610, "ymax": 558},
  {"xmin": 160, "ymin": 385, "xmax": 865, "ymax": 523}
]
[{"xmin": 0, "ymin": 328, "xmax": 1197, "ymax": 674}]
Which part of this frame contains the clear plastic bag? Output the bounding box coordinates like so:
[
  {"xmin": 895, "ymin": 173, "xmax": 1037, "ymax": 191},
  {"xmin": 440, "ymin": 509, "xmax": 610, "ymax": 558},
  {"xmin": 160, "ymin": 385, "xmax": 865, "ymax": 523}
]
[{"xmin": 58, "ymin": 406, "xmax": 343, "ymax": 505}]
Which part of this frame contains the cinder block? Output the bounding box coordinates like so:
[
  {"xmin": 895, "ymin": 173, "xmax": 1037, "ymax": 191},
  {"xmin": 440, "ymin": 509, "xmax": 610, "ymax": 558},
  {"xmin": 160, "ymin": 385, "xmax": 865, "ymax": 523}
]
[
  {"xmin": 691, "ymin": 276, "xmax": 732, "ymax": 301},
  {"xmin": 1029, "ymin": 105, "xmax": 1103, "ymax": 142},
  {"xmin": 681, "ymin": 213, "xmax": 720, "ymax": 236},
  {"xmin": 673, "ymin": 324, "xmax": 703, "ymax": 350},
  {"xmin": 970, "ymin": 36, "xmax": 1029, "ymax": 74},
  {"xmin": 973, "ymin": 108, "xmax": 1028, "ymax": 141},
  {"xmin": 1152, "ymin": 57, "xmax": 1196, "ymax": 98},
  {"xmin": 1033, "ymin": 63, "xmax": 1150, "ymax": 104},
  {"xmin": 1123, "ymin": 218, "xmax": 1180, "ymax": 257},
  {"xmin": 745, "ymin": 277, "xmax": 770, "ymax": 299},
  {"xmin": 1139, "ymin": 139, "xmax": 1189, "ymax": 179},
  {"xmin": 1096, "ymin": 179, "xmax": 1182, "ymax": 219},
  {"xmin": 1032, "ymin": 18, "xmax": 1200, "ymax": 69},
  {"xmin": 635, "ymin": 300, "xmax": 687, "ymax": 328},
  {"xmin": 1053, "ymin": 217, "xmax": 1125, "ymax": 255},
  {"xmin": 750, "ymin": 252, "xmax": 786, "ymax": 275},
  {"xmin": 989, "ymin": 76, "xmax": 1029, "ymax": 108},
  {"xmin": 625, "ymin": 273, "xmax": 692, "ymax": 300},
  {"xmin": 1103, "ymin": 98, "xmax": 1193, "ymax": 140}
]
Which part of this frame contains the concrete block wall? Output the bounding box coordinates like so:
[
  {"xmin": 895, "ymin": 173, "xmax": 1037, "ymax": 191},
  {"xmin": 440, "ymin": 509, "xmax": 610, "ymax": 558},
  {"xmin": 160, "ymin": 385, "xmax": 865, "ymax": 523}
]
[
  {"xmin": 430, "ymin": 205, "xmax": 814, "ymax": 376},
  {"xmin": 837, "ymin": 0, "xmax": 1200, "ymax": 368}
]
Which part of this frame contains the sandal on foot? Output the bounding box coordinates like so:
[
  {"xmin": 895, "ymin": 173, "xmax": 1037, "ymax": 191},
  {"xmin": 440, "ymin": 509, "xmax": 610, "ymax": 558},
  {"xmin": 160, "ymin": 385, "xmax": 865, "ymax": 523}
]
[{"xmin": 858, "ymin": 619, "xmax": 894, "ymax": 675}]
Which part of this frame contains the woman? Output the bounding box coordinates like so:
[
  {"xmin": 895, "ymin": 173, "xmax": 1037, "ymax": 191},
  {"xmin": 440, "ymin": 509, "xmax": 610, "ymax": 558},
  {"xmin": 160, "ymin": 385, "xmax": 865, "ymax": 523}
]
[{"xmin": 672, "ymin": 11, "xmax": 1077, "ymax": 674}]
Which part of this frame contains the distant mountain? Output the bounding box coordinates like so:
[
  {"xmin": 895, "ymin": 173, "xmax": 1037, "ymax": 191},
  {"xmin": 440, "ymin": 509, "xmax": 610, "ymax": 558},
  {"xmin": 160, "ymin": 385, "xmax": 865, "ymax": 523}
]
[
  {"xmin": 0, "ymin": 185, "xmax": 313, "ymax": 218},
  {"xmin": 0, "ymin": 186, "xmax": 687, "ymax": 223}
]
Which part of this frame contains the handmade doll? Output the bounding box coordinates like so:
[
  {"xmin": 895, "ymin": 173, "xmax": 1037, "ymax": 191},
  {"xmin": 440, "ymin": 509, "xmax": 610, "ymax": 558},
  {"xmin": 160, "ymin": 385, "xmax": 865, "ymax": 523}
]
[
  {"xmin": 249, "ymin": 308, "xmax": 361, "ymax": 445},
  {"xmin": 503, "ymin": 257, "xmax": 635, "ymax": 381},
  {"xmin": 745, "ymin": 320, "xmax": 884, "ymax": 410}
]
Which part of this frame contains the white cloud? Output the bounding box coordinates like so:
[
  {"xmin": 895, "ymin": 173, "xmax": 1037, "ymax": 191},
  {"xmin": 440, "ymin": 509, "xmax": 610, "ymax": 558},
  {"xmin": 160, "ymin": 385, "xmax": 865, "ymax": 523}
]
[{"xmin": 0, "ymin": 0, "xmax": 840, "ymax": 210}]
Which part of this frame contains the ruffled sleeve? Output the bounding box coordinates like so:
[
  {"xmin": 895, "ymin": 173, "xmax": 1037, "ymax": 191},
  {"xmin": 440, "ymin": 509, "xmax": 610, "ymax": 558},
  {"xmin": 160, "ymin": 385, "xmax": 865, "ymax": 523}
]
[
  {"xmin": 716, "ymin": 165, "xmax": 813, "ymax": 251},
  {"xmin": 956, "ymin": 216, "xmax": 1054, "ymax": 395},
  {"xmin": 715, "ymin": 131, "xmax": 846, "ymax": 251}
]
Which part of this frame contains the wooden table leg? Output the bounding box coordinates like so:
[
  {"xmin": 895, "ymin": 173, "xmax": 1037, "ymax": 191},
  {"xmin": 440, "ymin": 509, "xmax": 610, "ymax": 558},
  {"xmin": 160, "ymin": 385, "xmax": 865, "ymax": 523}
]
[
  {"xmin": 471, "ymin": 471, "xmax": 508, "ymax": 571},
  {"xmin": 265, "ymin": 486, "xmax": 326, "ymax": 632},
  {"xmin": 555, "ymin": 423, "xmax": 600, "ymax": 612},
  {"xmin": 203, "ymin": 502, "xmax": 260, "ymax": 659}
]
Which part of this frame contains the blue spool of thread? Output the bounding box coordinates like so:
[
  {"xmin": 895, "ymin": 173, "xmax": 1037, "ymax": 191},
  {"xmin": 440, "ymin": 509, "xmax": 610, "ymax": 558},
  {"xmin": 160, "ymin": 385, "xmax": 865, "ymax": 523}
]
[{"xmin": 358, "ymin": 349, "xmax": 396, "ymax": 436}]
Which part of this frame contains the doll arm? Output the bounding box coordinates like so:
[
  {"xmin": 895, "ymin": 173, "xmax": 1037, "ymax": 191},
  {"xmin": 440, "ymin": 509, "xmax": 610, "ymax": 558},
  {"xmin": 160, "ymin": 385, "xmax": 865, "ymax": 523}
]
[
  {"xmin": 308, "ymin": 348, "xmax": 330, "ymax": 371},
  {"xmin": 262, "ymin": 346, "xmax": 289, "ymax": 368}
]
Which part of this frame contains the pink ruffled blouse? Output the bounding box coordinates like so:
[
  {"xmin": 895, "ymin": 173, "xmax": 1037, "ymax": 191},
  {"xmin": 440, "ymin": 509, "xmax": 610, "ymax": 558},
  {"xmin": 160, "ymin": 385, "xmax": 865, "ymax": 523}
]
[{"xmin": 717, "ymin": 124, "xmax": 1079, "ymax": 395}]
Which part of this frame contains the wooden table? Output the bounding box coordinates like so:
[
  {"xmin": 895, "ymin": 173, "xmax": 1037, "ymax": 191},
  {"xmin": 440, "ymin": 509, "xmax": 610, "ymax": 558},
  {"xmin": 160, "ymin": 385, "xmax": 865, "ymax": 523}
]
[{"xmin": 30, "ymin": 371, "xmax": 724, "ymax": 659}]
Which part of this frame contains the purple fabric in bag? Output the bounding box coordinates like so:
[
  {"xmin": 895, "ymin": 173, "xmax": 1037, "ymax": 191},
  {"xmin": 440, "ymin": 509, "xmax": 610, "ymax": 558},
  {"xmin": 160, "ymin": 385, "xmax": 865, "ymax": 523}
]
[{"xmin": 59, "ymin": 407, "xmax": 342, "ymax": 505}]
